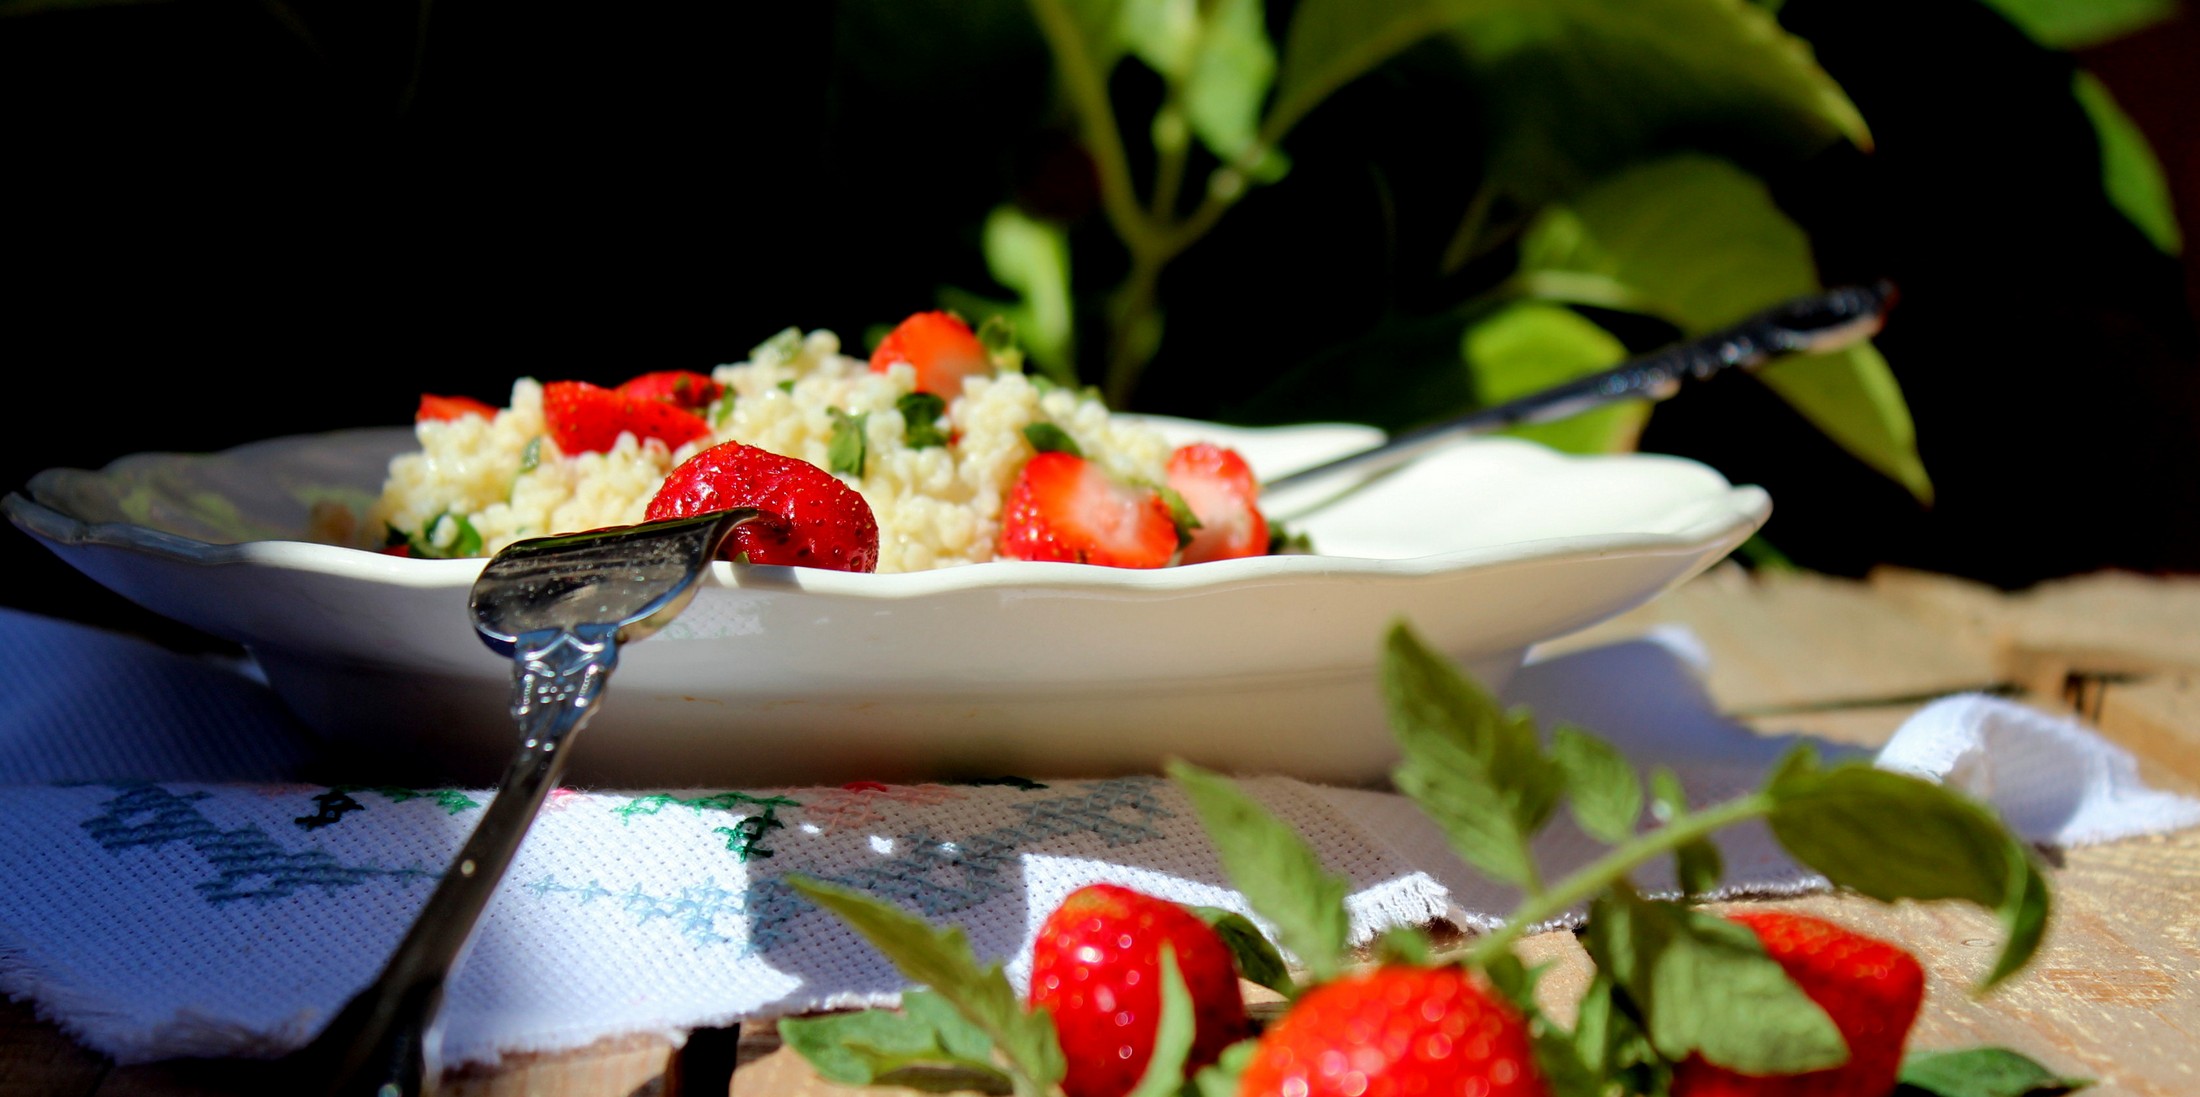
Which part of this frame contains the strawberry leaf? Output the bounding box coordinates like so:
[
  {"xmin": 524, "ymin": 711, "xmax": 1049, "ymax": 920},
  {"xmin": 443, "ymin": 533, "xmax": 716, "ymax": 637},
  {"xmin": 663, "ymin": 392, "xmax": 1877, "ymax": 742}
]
[
  {"xmin": 1583, "ymin": 885, "xmax": 1848, "ymax": 1075},
  {"xmin": 1167, "ymin": 760, "xmax": 1352, "ymax": 982},
  {"xmin": 1192, "ymin": 1039, "xmax": 1258, "ymax": 1097},
  {"xmin": 1123, "ymin": 946, "xmax": 1197, "ymax": 1097},
  {"xmin": 778, "ymin": 993, "xmax": 1014, "ymax": 1093},
  {"xmin": 1764, "ymin": 748, "xmax": 2048, "ymax": 989},
  {"xmin": 1383, "ymin": 621, "xmax": 1564, "ymax": 891},
  {"xmin": 1552, "ymin": 725, "xmax": 1642, "ymax": 843},
  {"xmin": 1897, "ymin": 1047, "xmax": 2093, "ymax": 1097},
  {"xmin": 1372, "ymin": 925, "xmax": 1433, "ymax": 967},
  {"xmin": 1648, "ymin": 769, "xmax": 1722, "ymax": 896},
  {"xmin": 786, "ymin": 877, "xmax": 1066, "ymax": 1097},
  {"xmin": 1188, "ymin": 906, "xmax": 1295, "ymax": 997}
]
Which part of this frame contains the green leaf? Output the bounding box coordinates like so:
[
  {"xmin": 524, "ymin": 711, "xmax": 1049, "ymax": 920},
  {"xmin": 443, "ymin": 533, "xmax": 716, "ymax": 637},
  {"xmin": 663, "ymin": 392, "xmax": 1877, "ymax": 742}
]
[
  {"xmin": 1583, "ymin": 886, "xmax": 1847, "ymax": 1074},
  {"xmin": 1438, "ymin": 0, "xmax": 1867, "ymax": 212},
  {"xmin": 1518, "ymin": 153, "xmax": 1930, "ymax": 501},
  {"xmin": 779, "ymin": 994, "xmax": 1015, "ymax": 1093},
  {"xmin": 1192, "ymin": 1039, "xmax": 1258, "ymax": 1097},
  {"xmin": 1156, "ymin": 482, "xmax": 1202, "ymax": 545},
  {"xmin": 1765, "ymin": 752, "xmax": 2049, "ymax": 989},
  {"xmin": 898, "ymin": 392, "xmax": 950, "ymax": 449},
  {"xmin": 2072, "ymin": 70, "xmax": 2182, "ymax": 256},
  {"xmin": 1898, "ymin": 1046, "xmax": 2092, "ymax": 1097},
  {"xmin": 1383, "ymin": 620, "xmax": 1565, "ymax": 891},
  {"xmin": 1462, "ymin": 302, "xmax": 1640, "ymax": 455},
  {"xmin": 1645, "ymin": 767, "xmax": 1721, "ymax": 896},
  {"xmin": 1189, "ymin": 906, "xmax": 1296, "ymax": 996},
  {"xmin": 786, "ymin": 877, "xmax": 1066, "ymax": 1096},
  {"xmin": 1167, "ymin": 760, "xmax": 1353, "ymax": 982},
  {"xmin": 1124, "ymin": 947, "xmax": 1198, "ymax": 1097},
  {"xmin": 1756, "ymin": 343, "xmax": 1933, "ymax": 504},
  {"xmin": 1179, "ymin": 0, "xmax": 1285, "ymax": 181},
  {"xmin": 981, "ymin": 205, "xmax": 1078, "ymax": 383},
  {"xmin": 829, "ymin": 409, "xmax": 869, "ymax": 477},
  {"xmin": 751, "ymin": 326, "xmax": 804, "ymax": 365},
  {"xmin": 1552, "ymin": 725, "xmax": 1643, "ymax": 842},
  {"xmin": 1972, "ymin": 0, "xmax": 2176, "ymax": 49},
  {"xmin": 1023, "ymin": 421, "xmax": 1085, "ymax": 457},
  {"xmin": 1374, "ymin": 925, "xmax": 1435, "ymax": 966},
  {"xmin": 518, "ymin": 436, "xmax": 543, "ymax": 473}
]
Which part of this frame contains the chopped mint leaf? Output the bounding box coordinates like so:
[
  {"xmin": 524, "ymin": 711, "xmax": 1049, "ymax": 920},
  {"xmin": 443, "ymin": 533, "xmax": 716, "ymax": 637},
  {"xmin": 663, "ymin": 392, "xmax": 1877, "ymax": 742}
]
[
  {"xmin": 449, "ymin": 514, "xmax": 483, "ymax": 558},
  {"xmin": 779, "ymin": 993, "xmax": 1013, "ymax": 1093},
  {"xmin": 1122, "ymin": 947, "xmax": 1196, "ymax": 1097},
  {"xmin": 1383, "ymin": 621, "xmax": 1564, "ymax": 892},
  {"xmin": 1267, "ymin": 525, "xmax": 1315, "ymax": 554},
  {"xmin": 786, "ymin": 877, "xmax": 1065, "ymax": 1097},
  {"xmin": 976, "ymin": 313, "xmax": 1026, "ymax": 374},
  {"xmin": 1764, "ymin": 747, "xmax": 2045, "ymax": 988},
  {"xmin": 1167, "ymin": 760, "xmax": 1351, "ymax": 983},
  {"xmin": 1022, "ymin": 422, "xmax": 1083, "ymax": 458},
  {"xmin": 1553, "ymin": 726, "xmax": 1642, "ymax": 843},
  {"xmin": 708, "ymin": 390, "xmax": 737, "ymax": 428},
  {"xmin": 518, "ymin": 436, "xmax": 542, "ymax": 474},
  {"xmin": 1188, "ymin": 906, "xmax": 1294, "ymax": 997},
  {"xmin": 1583, "ymin": 885, "xmax": 1847, "ymax": 1075},
  {"xmin": 1897, "ymin": 1047, "xmax": 2092, "ymax": 1097},
  {"xmin": 1152, "ymin": 483, "xmax": 1202, "ymax": 548},
  {"xmin": 829, "ymin": 409, "xmax": 869, "ymax": 476},
  {"xmin": 777, "ymin": 379, "xmax": 797, "ymax": 394},
  {"xmin": 751, "ymin": 326, "xmax": 803, "ymax": 364},
  {"xmin": 898, "ymin": 392, "xmax": 949, "ymax": 448}
]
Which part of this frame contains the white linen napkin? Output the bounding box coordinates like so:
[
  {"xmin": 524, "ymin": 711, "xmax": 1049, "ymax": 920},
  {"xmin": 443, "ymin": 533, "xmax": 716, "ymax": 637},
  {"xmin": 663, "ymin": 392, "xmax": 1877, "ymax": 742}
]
[{"xmin": 0, "ymin": 612, "xmax": 2194, "ymax": 1069}]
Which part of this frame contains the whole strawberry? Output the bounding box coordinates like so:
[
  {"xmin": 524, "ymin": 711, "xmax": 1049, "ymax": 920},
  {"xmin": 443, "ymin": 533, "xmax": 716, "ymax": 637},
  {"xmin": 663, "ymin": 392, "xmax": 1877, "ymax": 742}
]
[
  {"xmin": 646, "ymin": 441, "xmax": 880, "ymax": 572},
  {"xmin": 1237, "ymin": 964, "xmax": 1547, "ymax": 1097},
  {"xmin": 1028, "ymin": 884, "xmax": 1252, "ymax": 1097},
  {"xmin": 1672, "ymin": 911, "xmax": 1925, "ymax": 1097}
]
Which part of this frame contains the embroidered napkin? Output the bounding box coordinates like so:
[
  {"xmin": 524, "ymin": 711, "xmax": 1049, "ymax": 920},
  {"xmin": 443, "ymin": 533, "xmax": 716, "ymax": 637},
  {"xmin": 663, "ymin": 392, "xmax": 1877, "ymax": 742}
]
[{"xmin": 1, "ymin": 610, "xmax": 2195, "ymax": 1070}]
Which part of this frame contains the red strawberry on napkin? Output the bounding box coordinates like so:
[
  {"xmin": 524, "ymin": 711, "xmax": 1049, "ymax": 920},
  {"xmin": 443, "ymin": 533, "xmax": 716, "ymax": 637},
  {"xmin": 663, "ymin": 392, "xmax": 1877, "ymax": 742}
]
[{"xmin": 1028, "ymin": 883, "xmax": 1252, "ymax": 1097}]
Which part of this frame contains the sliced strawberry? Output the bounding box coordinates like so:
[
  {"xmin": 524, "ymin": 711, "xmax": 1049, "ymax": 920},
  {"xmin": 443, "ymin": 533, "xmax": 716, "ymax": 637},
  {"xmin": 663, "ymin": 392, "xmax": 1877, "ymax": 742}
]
[
  {"xmin": 999, "ymin": 451, "xmax": 1178, "ymax": 568},
  {"xmin": 416, "ymin": 394, "xmax": 499, "ymax": 422},
  {"xmin": 543, "ymin": 379, "xmax": 712, "ymax": 455},
  {"xmin": 869, "ymin": 310, "xmax": 993, "ymax": 402},
  {"xmin": 646, "ymin": 441, "xmax": 880, "ymax": 572},
  {"xmin": 1165, "ymin": 443, "xmax": 1269, "ymax": 564},
  {"xmin": 615, "ymin": 369, "xmax": 724, "ymax": 411}
]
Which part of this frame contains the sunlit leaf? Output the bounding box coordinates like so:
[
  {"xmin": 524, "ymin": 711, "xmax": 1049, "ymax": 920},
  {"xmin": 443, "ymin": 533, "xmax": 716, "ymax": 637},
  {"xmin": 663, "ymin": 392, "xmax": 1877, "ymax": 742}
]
[
  {"xmin": 982, "ymin": 205, "xmax": 1079, "ymax": 382},
  {"xmin": 1440, "ymin": 0, "xmax": 1868, "ymax": 210},
  {"xmin": 1181, "ymin": 0, "xmax": 1285, "ymax": 179},
  {"xmin": 1972, "ymin": 0, "xmax": 2177, "ymax": 49},
  {"xmin": 1517, "ymin": 154, "xmax": 1931, "ymax": 500},
  {"xmin": 1461, "ymin": 301, "xmax": 1640, "ymax": 454},
  {"xmin": 2071, "ymin": 70, "xmax": 2182, "ymax": 255}
]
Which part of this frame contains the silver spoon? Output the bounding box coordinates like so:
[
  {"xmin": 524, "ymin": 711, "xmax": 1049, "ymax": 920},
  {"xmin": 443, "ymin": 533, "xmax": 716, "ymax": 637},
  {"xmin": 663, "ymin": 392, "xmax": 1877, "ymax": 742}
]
[
  {"xmin": 288, "ymin": 507, "xmax": 756, "ymax": 1096},
  {"xmin": 1260, "ymin": 281, "xmax": 1897, "ymax": 499}
]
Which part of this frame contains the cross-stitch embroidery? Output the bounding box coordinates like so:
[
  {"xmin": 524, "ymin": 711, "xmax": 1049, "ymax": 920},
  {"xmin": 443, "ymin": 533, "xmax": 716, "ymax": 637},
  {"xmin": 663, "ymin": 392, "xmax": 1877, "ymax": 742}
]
[{"xmin": 84, "ymin": 784, "xmax": 434, "ymax": 904}]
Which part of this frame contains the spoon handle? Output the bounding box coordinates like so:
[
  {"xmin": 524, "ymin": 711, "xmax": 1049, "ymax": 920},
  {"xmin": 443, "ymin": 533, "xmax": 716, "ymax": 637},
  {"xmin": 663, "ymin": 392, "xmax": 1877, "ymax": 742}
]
[
  {"xmin": 304, "ymin": 624, "xmax": 619, "ymax": 1096},
  {"xmin": 1260, "ymin": 281, "xmax": 1896, "ymax": 496}
]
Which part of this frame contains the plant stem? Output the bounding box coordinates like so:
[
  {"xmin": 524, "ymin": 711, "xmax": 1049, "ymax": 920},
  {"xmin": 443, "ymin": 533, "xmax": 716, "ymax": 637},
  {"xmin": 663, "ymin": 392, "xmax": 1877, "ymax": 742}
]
[
  {"xmin": 1463, "ymin": 792, "xmax": 1775, "ymax": 967},
  {"xmin": 1026, "ymin": 0, "xmax": 1165, "ymax": 262},
  {"xmin": 1104, "ymin": 251, "xmax": 1168, "ymax": 408}
]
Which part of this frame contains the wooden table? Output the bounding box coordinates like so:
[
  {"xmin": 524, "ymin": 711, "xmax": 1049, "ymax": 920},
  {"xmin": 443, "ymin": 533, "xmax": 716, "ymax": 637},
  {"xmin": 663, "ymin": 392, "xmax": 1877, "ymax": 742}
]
[{"xmin": 6, "ymin": 567, "xmax": 2198, "ymax": 1096}]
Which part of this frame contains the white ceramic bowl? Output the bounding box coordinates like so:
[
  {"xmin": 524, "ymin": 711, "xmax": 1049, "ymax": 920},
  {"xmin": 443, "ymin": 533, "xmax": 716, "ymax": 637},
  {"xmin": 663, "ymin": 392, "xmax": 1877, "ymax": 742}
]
[{"xmin": 6, "ymin": 417, "xmax": 1768, "ymax": 787}]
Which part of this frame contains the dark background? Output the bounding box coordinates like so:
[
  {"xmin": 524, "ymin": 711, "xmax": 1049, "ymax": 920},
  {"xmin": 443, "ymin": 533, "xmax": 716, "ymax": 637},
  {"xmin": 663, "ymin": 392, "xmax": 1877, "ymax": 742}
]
[{"xmin": 5, "ymin": 0, "xmax": 2198, "ymax": 651}]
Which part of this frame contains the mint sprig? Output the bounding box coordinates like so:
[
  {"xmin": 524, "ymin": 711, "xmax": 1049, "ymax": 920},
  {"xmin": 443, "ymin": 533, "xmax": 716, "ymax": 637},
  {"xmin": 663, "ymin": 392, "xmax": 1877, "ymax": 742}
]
[{"xmin": 785, "ymin": 878, "xmax": 1065, "ymax": 1097}]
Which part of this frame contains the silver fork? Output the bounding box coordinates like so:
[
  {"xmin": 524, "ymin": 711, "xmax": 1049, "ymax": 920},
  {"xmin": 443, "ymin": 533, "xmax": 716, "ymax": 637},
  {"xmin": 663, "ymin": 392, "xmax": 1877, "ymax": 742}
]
[{"xmin": 286, "ymin": 508, "xmax": 755, "ymax": 1096}]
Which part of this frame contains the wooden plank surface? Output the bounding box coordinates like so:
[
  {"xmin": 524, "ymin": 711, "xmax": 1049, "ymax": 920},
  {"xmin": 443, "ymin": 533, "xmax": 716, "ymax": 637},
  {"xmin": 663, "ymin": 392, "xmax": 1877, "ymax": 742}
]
[{"xmin": 5, "ymin": 568, "xmax": 2198, "ymax": 1096}]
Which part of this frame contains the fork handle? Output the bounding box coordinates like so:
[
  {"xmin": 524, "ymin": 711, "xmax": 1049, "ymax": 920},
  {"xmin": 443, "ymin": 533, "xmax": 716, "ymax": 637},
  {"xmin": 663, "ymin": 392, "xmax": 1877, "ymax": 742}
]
[{"xmin": 302, "ymin": 625, "xmax": 618, "ymax": 1096}]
